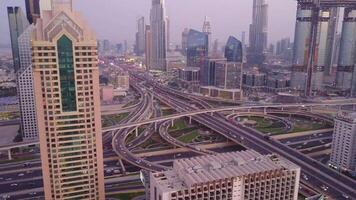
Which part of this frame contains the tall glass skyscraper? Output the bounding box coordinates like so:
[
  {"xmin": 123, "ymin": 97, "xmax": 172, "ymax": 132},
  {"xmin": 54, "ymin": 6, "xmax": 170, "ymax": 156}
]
[
  {"xmin": 7, "ymin": 7, "xmax": 29, "ymax": 72},
  {"xmin": 32, "ymin": 1, "xmax": 105, "ymax": 199},
  {"xmin": 336, "ymin": 8, "xmax": 356, "ymax": 97},
  {"xmin": 187, "ymin": 29, "xmax": 209, "ymax": 68},
  {"xmin": 225, "ymin": 36, "xmax": 243, "ymax": 63},
  {"xmin": 248, "ymin": 0, "xmax": 268, "ymax": 65},
  {"xmin": 150, "ymin": 0, "xmax": 168, "ymax": 71}
]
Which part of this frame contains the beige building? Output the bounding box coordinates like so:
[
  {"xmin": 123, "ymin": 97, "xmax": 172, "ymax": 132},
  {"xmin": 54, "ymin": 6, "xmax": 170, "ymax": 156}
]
[
  {"xmin": 329, "ymin": 111, "xmax": 356, "ymax": 174},
  {"xmin": 31, "ymin": 1, "xmax": 105, "ymax": 199},
  {"xmin": 150, "ymin": 150, "xmax": 300, "ymax": 200}
]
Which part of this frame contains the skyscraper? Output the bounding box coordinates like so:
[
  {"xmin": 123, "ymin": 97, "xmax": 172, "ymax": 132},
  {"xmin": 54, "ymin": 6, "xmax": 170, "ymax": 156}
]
[
  {"xmin": 187, "ymin": 29, "xmax": 209, "ymax": 68},
  {"xmin": 225, "ymin": 36, "xmax": 243, "ymax": 63},
  {"xmin": 135, "ymin": 16, "xmax": 145, "ymax": 56},
  {"xmin": 25, "ymin": 0, "xmax": 40, "ymax": 24},
  {"xmin": 32, "ymin": 1, "xmax": 105, "ymax": 199},
  {"xmin": 329, "ymin": 112, "xmax": 356, "ymax": 175},
  {"xmin": 181, "ymin": 28, "xmax": 189, "ymax": 56},
  {"xmin": 336, "ymin": 8, "xmax": 356, "ymax": 97},
  {"xmin": 202, "ymin": 16, "xmax": 212, "ymax": 53},
  {"xmin": 248, "ymin": 0, "xmax": 268, "ymax": 65},
  {"xmin": 7, "ymin": 7, "xmax": 39, "ymax": 141},
  {"xmin": 292, "ymin": 6, "xmax": 343, "ymax": 95},
  {"xmin": 17, "ymin": 24, "xmax": 38, "ymax": 141},
  {"xmin": 145, "ymin": 25, "xmax": 152, "ymax": 70},
  {"xmin": 7, "ymin": 7, "xmax": 29, "ymax": 72},
  {"xmin": 150, "ymin": 0, "xmax": 168, "ymax": 71}
]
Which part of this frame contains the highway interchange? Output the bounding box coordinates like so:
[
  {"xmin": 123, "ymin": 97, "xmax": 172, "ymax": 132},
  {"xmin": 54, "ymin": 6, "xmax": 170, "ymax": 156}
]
[{"xmin": 0, "ymin": 63, "xmax": 356, "ymax": 199}]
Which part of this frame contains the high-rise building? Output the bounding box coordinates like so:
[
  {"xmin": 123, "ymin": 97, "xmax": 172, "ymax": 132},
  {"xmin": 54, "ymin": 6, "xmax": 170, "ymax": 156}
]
[
  {"xmin": 248, "ymin": 0, "xmax": 268, "ymax": 65},
  {"xmin": 31, "ymin": 1, "xmax": 105, "ymax": 199},
  {"xmin": 7, "ymin": 7, "xmax": 39, "ymax": 141},
  {"xmin": 150, "ymin": 0, "xmax": 168, "ymax": 71},
  {"xmin": 150, "ymin": 150, "xmax": 300, "ymax": 200},
  {"xmin": 200, "ymin": 57, "xmax": 226, "ymax": 86},
  {"xmin": 336, "ymin": 8, "xmax": 356, "ymax": 97},
  {"xmin": 145, "ymin": 25, "xmax": 152, "ymax": 70},
  {"xmin": 291, "ymin": 6, "xmax": 338, "ymax": 95},
  {"xmin": 202, "ymin": 16, "xmax": 212, "ymax": 53},
  {"xmin": 215, "ymin": 61, "xmax": 243, "ymax": 91},
  {"xmin": 187, "ymin": 29, "xmax": 209, "ymax": 68},
  {"xmin": 329, "ymin": 112, "xmax": 356, "ymax": 175},
  {"xmin": 7, "ymin": 7, "xmax": 29, "ymax": 72},
  {"xmin": 135, "ymin": 16, "xmax": 145, "ymax": 56},
  {"xmin": 25, "ymin": 0, "xmax": 40, "ymax": 24},
  {"xmin": 17, "ymin": 24, "xmax": 39, "ymax": 141},
  {"xmin": 181, "ymin": 28, "xmax": 189, "ymax": 56},
  {"xmin": 225, "ymin": 36, "xmax": 243, "ymax": 63}
]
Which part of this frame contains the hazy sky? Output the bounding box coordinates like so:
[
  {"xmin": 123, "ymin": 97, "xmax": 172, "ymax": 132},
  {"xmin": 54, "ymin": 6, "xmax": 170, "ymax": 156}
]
[{"xmin": 1, "ymin": 0, "xmax": 297, "ymax": 46}]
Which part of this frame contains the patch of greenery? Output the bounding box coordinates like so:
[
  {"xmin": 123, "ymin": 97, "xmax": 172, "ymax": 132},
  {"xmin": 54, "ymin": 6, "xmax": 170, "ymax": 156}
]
[
  {"xmin": 169, "ymin": 119, "xmax": 187, "ymax": 131},
  {"xmin": 177, "ymin": 130, "xmax": 199, "ymax": 143}
]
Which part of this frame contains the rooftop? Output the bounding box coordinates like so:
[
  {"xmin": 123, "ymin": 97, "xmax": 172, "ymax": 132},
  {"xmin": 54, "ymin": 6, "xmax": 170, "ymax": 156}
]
[
  {"xmin": 336, "ymin": 111, "xmax": 356, "ymax": 123},
  {"xmin": 151, "ymin": 150, "xmax": 300, "ymax": 192}
]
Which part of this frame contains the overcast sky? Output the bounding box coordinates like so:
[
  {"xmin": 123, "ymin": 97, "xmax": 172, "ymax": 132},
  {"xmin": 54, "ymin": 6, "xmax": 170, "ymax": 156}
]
[{"xmin": 1, "ymin": 0, "xmax": 297, "ymax": 46}]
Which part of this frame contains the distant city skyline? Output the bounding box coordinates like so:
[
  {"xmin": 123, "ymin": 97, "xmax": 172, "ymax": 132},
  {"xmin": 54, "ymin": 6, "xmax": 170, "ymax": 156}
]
[{"xmin": 1, "ymin": 0, "xmax": 296, "ymax": 46}]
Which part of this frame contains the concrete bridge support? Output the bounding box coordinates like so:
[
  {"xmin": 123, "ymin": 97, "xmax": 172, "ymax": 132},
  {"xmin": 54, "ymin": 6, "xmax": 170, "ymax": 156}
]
[{"xmin": 8, "ymin": 149, "xmax": 12, "ymax": 160}]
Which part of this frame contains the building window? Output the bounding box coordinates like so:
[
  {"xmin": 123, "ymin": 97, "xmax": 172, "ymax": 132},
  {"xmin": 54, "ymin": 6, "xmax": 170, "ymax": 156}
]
[{"xmin": 57, "ymin": 35, "xmax": 77, "ymax": 112}]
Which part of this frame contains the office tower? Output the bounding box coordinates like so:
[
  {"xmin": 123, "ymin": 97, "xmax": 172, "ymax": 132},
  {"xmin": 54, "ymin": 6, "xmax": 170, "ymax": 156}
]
[
  {"xmin": 145, "ymin": 25, "xmax": 152, "ymax": 70},
  {"xmin": 103, "ymin": 39, "xmax": 110, "ymax": 52},
  {"xmin": 202, "ymin": 16, "xmax": 212, "ymax": 53},
  {"xmin": 32, "ymin": 1, "xmax": 105, "ymax": 199},
  {"xmin": 200, "ymin": 58, "xmax": 226, "ymax": 86},
  {"xmin": 215, "ymin": 61, "xmax": 243, "ymax": 90},
  {"xmin": 291, "ymin": 6, "xmax": 337, "ymax": 95},
  {"xmin": 181, "ymin": 28, "xmax": 189, "ymax": 56},
  {"xmin": 225, "ymin": 36, "xmax": 243, "ymax": 62},
  {"xmin": 7, "ymin": 7, "xmax": 29, "ymax": 72},
  {"xmin": 187, "ymin": 29, "xmax": 209, "ymax": 68},
  {"xmin": 150, "ymin": 0, "xmax": 168, "ymax": 71},
  {"xmin": 241, "ymin": 31, "xmax": 246, "ymax": 48},
  {"xmin": 336, "ymin": 8, "xmax": 356, "ymax": 97},
  {"xmin": 135, "ymin": 17, "xmax": 145, "ymax": 56},
  {"xmin": 150, "ymin": 150, "xmax": 300, "ymax": 200},
  {"xmin": 7, "ymin": 7, "xmax": 39, "ymax": 140},
  {"xmin": 25, "ymin": 0, "xmax": 40, "ymax": 24},
  {"xmin": 18, "ymin": 24, "xmax": 39, "ymax": 141},
  {"xmin": 248, "ymin": 0, "xmax": 268, "ymax": 65},
  {"xmin": 329, "ymin": 112, "xmax": 356, "ymax": 174}
]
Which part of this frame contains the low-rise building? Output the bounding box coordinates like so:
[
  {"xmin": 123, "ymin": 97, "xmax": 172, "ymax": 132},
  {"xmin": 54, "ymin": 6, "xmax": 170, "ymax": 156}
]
[{"xmin": 150, "ymin": 150, "xmax": 300, "ymax": 200}]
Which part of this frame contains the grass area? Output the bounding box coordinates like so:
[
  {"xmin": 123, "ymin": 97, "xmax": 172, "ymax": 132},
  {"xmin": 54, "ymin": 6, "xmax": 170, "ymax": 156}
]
[
  {"xmin": 0, "ymin": 156, "xmax": 37, "ymax": 164},
  {"xmin": 240, "ymin": 116, "xmax": 285, "ymax": 135},
  {"xmin": 108, "ymin": 192, "xmax": 144, "ymax": 200},
  {"xmin": 169, "ymin": 119, "xmax": 187, "ymax": 131},
  {"xmin": 291, "ymin": 116, "xmax": 331, "ymax": 133},
  {"xmin": 177, "ymin": 130, "xmax": 199, "ymax": 143},
  {"xmin": 102, "ymin": 112, "xmax": 129, "ymax": 127}
]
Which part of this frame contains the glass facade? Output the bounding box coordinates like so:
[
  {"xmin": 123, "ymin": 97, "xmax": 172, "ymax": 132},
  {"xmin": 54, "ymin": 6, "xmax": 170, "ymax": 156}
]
[
  {"xmin": 57, "ymin": 35, "xmax": 77, "ymax": 112},
  {"xmin": 225, "ymin": 36, "xmax": 243, "ymax": 62},
  {"xmin": 187, "ymin": 29, "xmax": 208, "ymax": 68}
]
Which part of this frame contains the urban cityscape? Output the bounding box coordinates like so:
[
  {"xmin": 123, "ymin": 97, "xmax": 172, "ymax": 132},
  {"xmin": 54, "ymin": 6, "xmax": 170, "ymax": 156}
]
[{"xmin": 0, "ymin": 0, "xmax": 356, "ymax": 199}]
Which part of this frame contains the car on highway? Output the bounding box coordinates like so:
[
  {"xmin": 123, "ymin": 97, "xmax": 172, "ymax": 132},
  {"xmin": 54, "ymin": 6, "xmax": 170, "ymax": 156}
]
[
  {"xmin": 10, "ymin": 183, "xmax": 18, "ymax": 187},
  {"xmin": 342, "ymin": 194, "xmax": 350, "ymax": 199}
]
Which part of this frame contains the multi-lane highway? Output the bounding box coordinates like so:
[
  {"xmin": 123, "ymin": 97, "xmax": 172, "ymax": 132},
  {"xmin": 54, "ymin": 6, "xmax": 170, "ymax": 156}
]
[{"xmin": 132, "ymin": 73, "xmax": 356, "ymax": 199}]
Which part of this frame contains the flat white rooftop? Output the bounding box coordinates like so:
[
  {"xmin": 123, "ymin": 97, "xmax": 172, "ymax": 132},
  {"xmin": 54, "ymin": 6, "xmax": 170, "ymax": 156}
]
[{"xmin": 151, "ymin": 150, "xmax": 300, "ymax": 192}]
